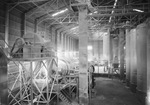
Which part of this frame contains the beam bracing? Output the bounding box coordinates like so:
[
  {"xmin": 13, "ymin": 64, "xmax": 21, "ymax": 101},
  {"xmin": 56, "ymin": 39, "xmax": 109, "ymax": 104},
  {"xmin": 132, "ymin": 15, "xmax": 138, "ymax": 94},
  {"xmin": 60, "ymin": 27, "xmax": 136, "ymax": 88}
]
[
  {"xmin": 78, "ymin": 6, "xmax": 89, "ymax": 105},
  {"xmin": 118, "ymin": 28, "xmax": 125, "ymax": 80},
  {"xmin": 4, "ymin": 5, "xmax": 9, "ymax": 48},
  {"xmin": 26, "ymin": 0, "xmax": 56, "ymax": 17}
]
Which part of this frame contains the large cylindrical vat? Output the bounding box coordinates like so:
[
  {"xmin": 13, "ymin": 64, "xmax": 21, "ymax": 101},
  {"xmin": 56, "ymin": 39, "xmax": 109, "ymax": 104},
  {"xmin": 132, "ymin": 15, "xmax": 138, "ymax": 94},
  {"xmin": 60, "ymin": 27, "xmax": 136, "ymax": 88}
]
[
  {"xmin": 136, "ymin": 22, "xmax": 147, "ymax": 104},
  {"xmin": 147, "ymin": 18, "xmax": 150, "ymax": 105},
  {"xmin": 125, "ymin": 28, "xmax": 130, "ymax": 86},
  {"xmin": 129, "ymin": 29, "xmax": 137, "ymax": 93}
]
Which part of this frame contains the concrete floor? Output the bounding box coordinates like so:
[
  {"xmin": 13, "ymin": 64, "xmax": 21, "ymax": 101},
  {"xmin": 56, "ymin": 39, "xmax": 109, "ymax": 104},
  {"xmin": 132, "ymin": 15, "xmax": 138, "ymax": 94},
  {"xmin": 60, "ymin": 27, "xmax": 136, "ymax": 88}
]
[{"xmin": 90, "ymin": 77, "xmax": 142, "ymax": 105}]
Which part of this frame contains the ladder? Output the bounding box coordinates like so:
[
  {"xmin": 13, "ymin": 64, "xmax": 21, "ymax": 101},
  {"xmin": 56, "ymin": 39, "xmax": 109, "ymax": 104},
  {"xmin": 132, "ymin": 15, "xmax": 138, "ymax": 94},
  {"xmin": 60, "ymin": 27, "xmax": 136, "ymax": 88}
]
[{"xmin": 58, "ymin": 91, "xmax": 72, "ymax": 105}]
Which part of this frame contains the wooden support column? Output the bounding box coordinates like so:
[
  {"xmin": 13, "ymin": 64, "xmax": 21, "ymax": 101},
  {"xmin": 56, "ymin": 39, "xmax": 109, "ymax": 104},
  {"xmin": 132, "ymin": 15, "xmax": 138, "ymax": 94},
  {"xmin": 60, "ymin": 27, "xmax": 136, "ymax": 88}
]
[
  {"xmin": 125, "ymin": 28, "xmax": 130, "ymax": 86},
  {"xmin": 5, "ymin": 5, "xmax": 9, "ymax": 48},
  {"xmin": 118, "ymin": 28, "xmax": 125, "ymax": 80},
  {"xmin": 79, "ymin": 6, "xmax": 89, "ymax": 104}
]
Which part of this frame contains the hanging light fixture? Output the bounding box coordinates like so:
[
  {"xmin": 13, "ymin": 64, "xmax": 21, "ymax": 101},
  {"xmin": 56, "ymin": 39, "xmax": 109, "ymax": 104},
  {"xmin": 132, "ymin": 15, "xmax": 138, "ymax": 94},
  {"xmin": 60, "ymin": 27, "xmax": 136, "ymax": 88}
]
[{"xmin": 52, "ymin": 8, "xmax": 68, "ymax": 17}]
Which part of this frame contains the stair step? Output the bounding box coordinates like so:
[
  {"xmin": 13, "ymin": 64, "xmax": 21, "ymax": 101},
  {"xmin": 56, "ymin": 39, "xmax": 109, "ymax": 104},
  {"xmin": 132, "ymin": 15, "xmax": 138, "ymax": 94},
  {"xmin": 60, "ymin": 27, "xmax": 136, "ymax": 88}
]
[{"xmin": 58, "ymin": 92, "xmax": 72, "ymax": 105}]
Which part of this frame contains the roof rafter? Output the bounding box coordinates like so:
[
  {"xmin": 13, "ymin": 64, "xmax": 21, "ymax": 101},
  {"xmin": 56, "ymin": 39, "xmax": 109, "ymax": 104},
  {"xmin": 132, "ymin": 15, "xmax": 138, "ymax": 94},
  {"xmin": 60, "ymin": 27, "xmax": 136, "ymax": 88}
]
[
  {"xmin": 26, "ymin": 0, "xmax": 56, "ymax": 16},
  {"xmin": 8, "ymin": 0, "xmax": 49, "ymax": 4}
]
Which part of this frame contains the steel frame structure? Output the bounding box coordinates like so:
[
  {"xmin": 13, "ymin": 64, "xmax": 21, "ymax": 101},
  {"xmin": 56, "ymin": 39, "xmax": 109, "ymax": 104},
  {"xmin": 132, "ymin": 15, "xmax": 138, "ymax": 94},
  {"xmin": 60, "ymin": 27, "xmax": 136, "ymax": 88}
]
[
  {"xmin": 6, "ymin": 49, "xmax": 79, "ymax": 105},
  {"xmin": 8, "ymin": 57, "xmax": 58, "ymax": 105}
]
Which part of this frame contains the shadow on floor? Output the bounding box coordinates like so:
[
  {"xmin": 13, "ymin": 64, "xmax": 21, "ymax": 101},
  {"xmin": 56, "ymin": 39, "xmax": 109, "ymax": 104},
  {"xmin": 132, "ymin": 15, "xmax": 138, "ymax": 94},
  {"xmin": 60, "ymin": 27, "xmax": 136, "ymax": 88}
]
[{"xmin": 90, "ymin": 77, "xmax": 142, "ymax": 105}]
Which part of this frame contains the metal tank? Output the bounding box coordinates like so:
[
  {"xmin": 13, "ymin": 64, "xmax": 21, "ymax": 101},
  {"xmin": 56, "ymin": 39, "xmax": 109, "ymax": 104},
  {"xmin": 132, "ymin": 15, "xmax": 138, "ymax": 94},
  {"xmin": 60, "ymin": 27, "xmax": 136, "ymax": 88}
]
[
  {"xmin": 125, "ymin": 28, "xmax": 130, "ymax": 86},
  {"xmin": 136, "ymin": 22, "xmax": 148, "ymax": 104},
  {"xmin": 129, "ymin": 29, "xmax": 137, "ymax": 93},
  {"xmin": 146, "ymin": 18, "xmax": 150, "ymax": 105}
]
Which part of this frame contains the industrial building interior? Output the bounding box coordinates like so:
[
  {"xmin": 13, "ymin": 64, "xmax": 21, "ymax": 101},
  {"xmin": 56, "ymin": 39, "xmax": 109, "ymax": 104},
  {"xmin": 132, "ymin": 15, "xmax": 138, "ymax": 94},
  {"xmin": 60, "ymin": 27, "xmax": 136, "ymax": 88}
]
[{"xmin": 0, "ymin": 0, "xmax": 150, "ymax": 105}]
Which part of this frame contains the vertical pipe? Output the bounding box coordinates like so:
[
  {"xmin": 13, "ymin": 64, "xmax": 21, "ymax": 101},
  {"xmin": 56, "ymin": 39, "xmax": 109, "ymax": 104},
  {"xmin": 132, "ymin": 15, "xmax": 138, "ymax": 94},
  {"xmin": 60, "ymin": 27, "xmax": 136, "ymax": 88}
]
[
  {"xmin": 21, "ymin": 13, "xmax": 26, "ymax": 37},
  {"xmin": 5, "ymin": 5, "xmax": 9, "ymax": 48},
  {"xmin": 136, "ymin": 22, "xmax": 147, "ymax": 104},
  {"xmin": 125, "ymin": 28, "xmax": 130, "ymax": 86}
]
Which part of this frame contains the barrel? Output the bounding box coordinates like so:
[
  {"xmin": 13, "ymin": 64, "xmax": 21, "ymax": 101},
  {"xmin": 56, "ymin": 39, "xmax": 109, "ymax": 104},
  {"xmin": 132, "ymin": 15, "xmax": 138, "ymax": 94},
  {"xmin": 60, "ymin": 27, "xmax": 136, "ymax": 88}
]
[
  {"xmin": 136, "ymin": 22, "xmax": 148, "ymax": 104},
  {"xmin": 129, "ymin": 29, "xmax": 137, "ymax": 93},
  {"xmin": 125, "ymin": 28, "xmax": 130, "ymax": 86}
]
